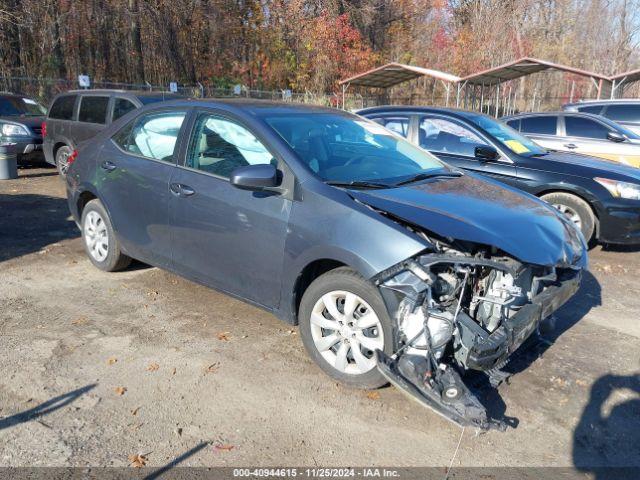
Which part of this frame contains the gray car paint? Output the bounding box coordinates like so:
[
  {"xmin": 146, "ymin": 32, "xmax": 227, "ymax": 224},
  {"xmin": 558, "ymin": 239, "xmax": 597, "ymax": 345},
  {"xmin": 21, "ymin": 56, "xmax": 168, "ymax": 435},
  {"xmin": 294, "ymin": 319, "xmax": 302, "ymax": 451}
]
[{"xmin": 65, "ymin": 100, "xmax": 582, "ymax": 325}]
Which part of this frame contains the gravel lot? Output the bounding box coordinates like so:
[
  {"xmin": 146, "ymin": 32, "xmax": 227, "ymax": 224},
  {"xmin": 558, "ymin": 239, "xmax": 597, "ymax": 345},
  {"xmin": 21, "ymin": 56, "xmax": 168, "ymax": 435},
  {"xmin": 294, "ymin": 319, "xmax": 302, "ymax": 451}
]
[{"xmin": 0, "ymin": 166, "xmax": 639, "ymax": 473}]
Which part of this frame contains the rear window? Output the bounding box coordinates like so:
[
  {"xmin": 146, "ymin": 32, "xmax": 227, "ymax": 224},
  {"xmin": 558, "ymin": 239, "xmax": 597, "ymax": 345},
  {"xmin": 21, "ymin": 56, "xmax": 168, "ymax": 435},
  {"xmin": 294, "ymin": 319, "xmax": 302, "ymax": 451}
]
[
  {"xmin": 520, "ymin": 116, "xmax": 557, "ymax": 135},
  {"xmin": 604, "ymin": 104, "xmax": 640, "ymax": 122},
  {"xmin": 49, "ymin": 95, "xmax": 77, "ymax": 120},
  {"xmin": 78, "ymin": 96, "xmax": 109, "ymax": 124},
  {"xmin": 577, "ymin": 105, "xmax": 603, "ymax": 115},
  {"xmin": 113, "ymin": 98, "xmax": 137, "ymax": 121},
  {"xmin": 505, "ymin": 119, "xmax": 520, "ymax": 130}
]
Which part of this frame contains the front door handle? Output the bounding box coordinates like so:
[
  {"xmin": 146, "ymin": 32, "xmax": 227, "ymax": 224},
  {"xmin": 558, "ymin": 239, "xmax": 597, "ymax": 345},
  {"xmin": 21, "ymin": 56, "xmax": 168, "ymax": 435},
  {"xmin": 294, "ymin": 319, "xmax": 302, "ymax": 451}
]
[
  {"xmin": 170, "ymin": 183, "xmax": 196, "ymax": 197},
  {"xmin": 564, "ymin": 143, "xmax": 578, "ymax": 149},
  {"xmin": 101, "ymin": 160, "xmax": 117, "ymax": 171}
]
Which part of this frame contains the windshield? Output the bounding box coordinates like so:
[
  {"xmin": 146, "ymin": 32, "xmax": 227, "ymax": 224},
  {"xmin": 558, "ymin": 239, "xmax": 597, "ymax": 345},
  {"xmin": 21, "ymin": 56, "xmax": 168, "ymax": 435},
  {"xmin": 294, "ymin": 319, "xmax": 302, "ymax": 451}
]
[
  {"xmin": 0, "ymin": 97, "xmax": 46, "ymax": 117},
  {"xmin": 460, "ymin": 111, "xmax": 547, "ymax": 157},
  {"xmin": 263, "ymin": 112, "xmax": 446, "ymax": 184}
]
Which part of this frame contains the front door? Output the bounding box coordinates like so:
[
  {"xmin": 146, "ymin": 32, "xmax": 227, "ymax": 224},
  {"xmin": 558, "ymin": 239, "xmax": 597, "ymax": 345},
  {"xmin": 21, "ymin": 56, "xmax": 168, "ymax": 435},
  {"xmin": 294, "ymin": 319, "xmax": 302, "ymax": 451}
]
[
  {"xmin": 417, "ymin": 115, "xmax": 519, "ymax": 188},
  {"xmin": 169, "ymin": 111, "xmax": 291, "ymax": 308},
  {"xmin": 97, "ymin": 109, "xmax": 188, "ymax": 267}
]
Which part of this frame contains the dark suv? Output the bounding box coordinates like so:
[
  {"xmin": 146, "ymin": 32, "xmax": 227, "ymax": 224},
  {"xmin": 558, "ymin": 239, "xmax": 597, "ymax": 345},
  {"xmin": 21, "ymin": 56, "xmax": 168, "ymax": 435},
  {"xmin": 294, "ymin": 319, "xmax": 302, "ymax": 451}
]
[
  {"xmin": 563, "ymin": 100, "xmax": 640, "ymax": 136},
  {"xmin": 44, "ymin": 90, "xmax": 182, "ymax": 176},
  {"xmin": 0, "ymin": 93, "xmax": 47, "ymax": 164}
]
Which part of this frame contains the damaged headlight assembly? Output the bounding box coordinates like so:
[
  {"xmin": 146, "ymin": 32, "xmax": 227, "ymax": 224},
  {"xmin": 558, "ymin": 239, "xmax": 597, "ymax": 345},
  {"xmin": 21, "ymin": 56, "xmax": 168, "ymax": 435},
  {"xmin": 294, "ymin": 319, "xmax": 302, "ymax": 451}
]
[{"xmin": 372, "ymin": 245, "xmax": 581, "ymax": 432}]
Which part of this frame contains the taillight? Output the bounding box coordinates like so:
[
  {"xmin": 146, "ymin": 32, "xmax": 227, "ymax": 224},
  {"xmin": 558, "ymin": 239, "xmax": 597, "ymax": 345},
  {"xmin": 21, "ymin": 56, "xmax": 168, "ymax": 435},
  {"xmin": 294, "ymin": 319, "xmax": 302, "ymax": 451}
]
[
  {"xmin": 41, "ymin": 121, "xmax": 47, "ymax": 138},
  {"xmin": 67, "ymin": 149, "xmax": 78, "ymax": 165}
]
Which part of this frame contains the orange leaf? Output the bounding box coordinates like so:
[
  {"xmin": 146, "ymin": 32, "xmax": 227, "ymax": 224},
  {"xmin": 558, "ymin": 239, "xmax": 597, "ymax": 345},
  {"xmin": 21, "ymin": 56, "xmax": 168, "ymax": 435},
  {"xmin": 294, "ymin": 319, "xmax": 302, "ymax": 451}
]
[
  {"xmin": 214, "ymin": 444, "xmax": 235, "ymax": 452},
  {"xmin": 146, "ymin": 362, "xmax": 159, "ymax": 372},
  {"xmin": 107, "ymin": 357, "xmax": 118, "ymax": 365},
  {"xmin": 115, "ymin": 386, "xmax": 127, "ymax": 396},
  {"xmin": 366, "ymin": 391, "xmax": 380, "ymax": 400},
  {"xmin": 217, "ymin": 332, "xmax": 230, "ymax": 341},
  {"xmin": 128, "ymin": 453, "xmax": 147, "ymax": 467}
]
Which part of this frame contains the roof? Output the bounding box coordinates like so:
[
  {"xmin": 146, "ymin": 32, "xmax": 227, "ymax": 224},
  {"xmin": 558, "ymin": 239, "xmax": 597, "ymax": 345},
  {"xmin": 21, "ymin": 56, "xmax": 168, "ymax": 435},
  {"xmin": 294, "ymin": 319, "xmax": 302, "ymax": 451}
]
[
  {"xmin": 609, "ymin": 69, "xmax": 640, "ymax": 84},
  {"xmin": 564, "ymin": 98, "xmax": 640, "ymax": 107},
  {"xmin": 460, "ymin": 57, "xmax": 609, "ymax": 85},
  {"xmin": 339, "ymin": 62, "xmax": 460, "ymax": 88}
]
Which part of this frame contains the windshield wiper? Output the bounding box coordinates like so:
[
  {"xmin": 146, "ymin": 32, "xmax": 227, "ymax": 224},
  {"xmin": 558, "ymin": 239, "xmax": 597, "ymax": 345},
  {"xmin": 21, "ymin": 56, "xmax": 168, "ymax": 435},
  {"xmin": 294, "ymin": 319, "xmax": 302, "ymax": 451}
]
[
  {"xmin": 392, "ymin": 170, "xmax": 463, "ymax": 186},
  {"xmin": 325, "ymin": 180, "xmax": 391, "ymax": 189}
]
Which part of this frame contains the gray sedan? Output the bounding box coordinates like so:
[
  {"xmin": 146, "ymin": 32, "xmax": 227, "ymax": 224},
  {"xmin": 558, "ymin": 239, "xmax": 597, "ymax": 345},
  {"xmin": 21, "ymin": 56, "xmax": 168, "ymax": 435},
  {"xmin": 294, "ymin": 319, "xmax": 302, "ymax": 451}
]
[{"xmin": 503, "ymin": 111, "xmax": 640, "ymax": 168}]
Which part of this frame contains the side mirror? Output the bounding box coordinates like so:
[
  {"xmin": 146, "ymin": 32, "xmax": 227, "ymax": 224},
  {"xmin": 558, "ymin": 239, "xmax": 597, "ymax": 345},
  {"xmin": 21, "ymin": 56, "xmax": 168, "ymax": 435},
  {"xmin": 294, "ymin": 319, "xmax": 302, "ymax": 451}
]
[
  {"xmin": 607, "ymin": 131, "xmax": 626, "ymax": 143},
  {"xmin": 475, "ymin": 145, "xmax": 499, "ymax": 161},
  {"xmin": 230, "ymin": 164, "xmax": 280, "ymax": 191}
]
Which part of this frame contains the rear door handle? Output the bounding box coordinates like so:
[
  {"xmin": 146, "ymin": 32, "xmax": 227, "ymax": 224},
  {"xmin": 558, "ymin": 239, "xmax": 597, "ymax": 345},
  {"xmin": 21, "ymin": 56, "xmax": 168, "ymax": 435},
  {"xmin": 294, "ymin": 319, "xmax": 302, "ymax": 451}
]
[
  {"xmin": 170, "ymin": 183, "xmax": 196, "ymax": 197},
  {"xmin": 101, "ymin": 160, "xmax": 117, "ymax": 171},
  {"xmin": 564, "ymin": 143, "xmax": 578, "ymax": 149}
]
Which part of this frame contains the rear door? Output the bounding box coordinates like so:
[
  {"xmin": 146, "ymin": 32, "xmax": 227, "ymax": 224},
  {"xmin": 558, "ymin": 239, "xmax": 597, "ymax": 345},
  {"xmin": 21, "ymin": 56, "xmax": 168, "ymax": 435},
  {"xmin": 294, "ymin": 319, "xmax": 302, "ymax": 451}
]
[
  {"xmin": 96, "ymin": 109, "xmax": 188, "ymax": 267},
  {"xmin": 75, "ymin": 95, "xmax": 111, "ymax": 144},
  {"xmin": 416, "ymin": 114, "xmax": 519, "ymax": 188},
  {"xmin": 518, "ymin": 115, "xmax": 565, "ymax": 151},
  {"xmin": 169, "ymin": 110, "xmax": 291, "ymax": 308}
]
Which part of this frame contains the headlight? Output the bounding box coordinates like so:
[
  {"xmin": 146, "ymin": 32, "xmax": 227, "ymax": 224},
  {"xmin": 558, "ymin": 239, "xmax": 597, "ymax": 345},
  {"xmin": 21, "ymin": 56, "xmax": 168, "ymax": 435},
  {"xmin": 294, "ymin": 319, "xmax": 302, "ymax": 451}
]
[
  {"xmin": 1, "ymin": 123, "xmax": 30, "ymax": 136},
  {"xmin": 594, "ymin": 177, "xmax": 640, "ymax": 200}
]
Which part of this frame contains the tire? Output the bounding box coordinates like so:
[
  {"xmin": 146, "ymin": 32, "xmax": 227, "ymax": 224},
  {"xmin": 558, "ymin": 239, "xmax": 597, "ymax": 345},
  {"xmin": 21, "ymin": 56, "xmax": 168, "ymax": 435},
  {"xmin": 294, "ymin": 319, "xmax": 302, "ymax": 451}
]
[
  {"xmin": 299, "ymin": 267, "xmax": 393, "ymax": 389},
  {"xmin": 541, "ymin": 192, "xmax": 596, "ymax": 243},
  {"xmin": 55, "ymin": 145, "xmax": 73, "ymax": 178},
  {"xmin": 81, "ymin": 199, "xmax": 131, "ymax": 272}
]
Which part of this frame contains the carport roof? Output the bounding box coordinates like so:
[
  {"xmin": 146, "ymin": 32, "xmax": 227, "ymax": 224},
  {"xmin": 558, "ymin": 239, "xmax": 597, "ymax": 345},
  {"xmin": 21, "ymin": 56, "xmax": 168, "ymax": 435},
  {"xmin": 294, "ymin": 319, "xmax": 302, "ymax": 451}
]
[
  {"xmin": 461, "ymin": 57, "xmax": 609, "ymax": 86},
  {"xmin": 339, "ymin": 62, "xmax": 460, "ymax": 88},
  {"xmin": 610, "ymin": 68, "xmax": 640, "ymax": 85}
]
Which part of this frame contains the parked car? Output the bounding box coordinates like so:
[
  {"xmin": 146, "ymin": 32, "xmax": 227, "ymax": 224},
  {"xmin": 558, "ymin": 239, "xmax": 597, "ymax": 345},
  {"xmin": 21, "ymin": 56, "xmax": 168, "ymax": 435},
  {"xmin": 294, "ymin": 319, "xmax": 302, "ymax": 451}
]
[
  {"xmin": 65, "ymin": 99, "xmax": 586, "ymax": 430},
  {"xmin": 502, "ymin": 111, "xmax": 640, "ymax": 168},
  {"xmin": 0, "ymin": 93, "xmax": 47, "ymax": 164},
  {"xmin": 358, "ymin": 106, "xmax": 640, "ymax": 245},
  {"xmin": 563, "ymin": 99, "xmax": 640, "ymax": 135},
  {"xmin": 44, "ymin": 89, "xmax": 182, "ymax": 176}
]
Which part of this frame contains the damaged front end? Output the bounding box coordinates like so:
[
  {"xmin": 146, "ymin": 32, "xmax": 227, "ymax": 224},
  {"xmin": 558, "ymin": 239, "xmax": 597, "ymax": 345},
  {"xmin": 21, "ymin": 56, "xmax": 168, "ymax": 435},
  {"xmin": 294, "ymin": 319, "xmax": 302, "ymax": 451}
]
[{"xmin": 373, "ymin": 237, "xmax": 582, "ymax": 431}]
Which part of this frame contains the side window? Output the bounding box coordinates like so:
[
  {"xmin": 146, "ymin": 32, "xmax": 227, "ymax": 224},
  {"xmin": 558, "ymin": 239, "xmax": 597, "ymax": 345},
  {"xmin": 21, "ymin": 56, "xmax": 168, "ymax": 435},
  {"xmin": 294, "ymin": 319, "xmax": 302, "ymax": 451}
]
[
  {"xmin": 113, "ymin": 98, "xmax": 137, "ymax": 121},
  {"xmin": 78, "ymin": 96, "xmax": 109, "ymax": 124},
  {"xmin": 371, "ymin": 116, "xmax": 410, "ymax": 138},
  {"xmin": 115, "ymin": 111, "xmax": 186, "ymax": 161},
  {"xmin": 565, "ymin": 116, "xmax": 611, "ymax": 139},
  {"xmin": 520, "ymin": 116, "xmax": 557, "ymax": 135},
  {"xmin": 187, "ymin": 114, "xmax": 274, "ymax": 178},
  {"xmin": 48, "ymin": 95, "xmax": 77, "ymax": 120},
  {"xmin": 604, "ymin": 104, "xmax": 640, "ymax": 122},
  {"xmin": 419, "ymin": 117, "xmax": 487, "ymax": 156},
  {"xmin": 505, "ymin": 119, "xmax": 520, "ymax": 131},
  {"xmin": 577, "ymin": 105, "xmax": 603, "ymax": 115}
]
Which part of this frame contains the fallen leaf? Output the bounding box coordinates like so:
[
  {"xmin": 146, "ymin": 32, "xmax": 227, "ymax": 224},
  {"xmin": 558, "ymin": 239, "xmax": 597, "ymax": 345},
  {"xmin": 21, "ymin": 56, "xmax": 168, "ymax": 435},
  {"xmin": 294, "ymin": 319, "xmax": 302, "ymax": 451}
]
[
  {"xmin": 366, "ymin": 391, "xmax": 380, "ymax": 400},
  {"xmin": 107, "ymin": 357, "xmax": 118, "ymax": 365},
  {"xmin": 204, "ymin": 363, "xmax": 220, "ymax": 374},
  {"xmin": 217, "ymin": 332, "xmax": 230, "ymax": 341},
  {"xmin": 115, "ymin": 386, "xmax": 127, "ymax": 396},
  {"xmin": 146, "ymin": 362, "xmax": 159, "ymax": 372},
  {"xmin": 72, "ymin": 316, "xmax": 88, "ymax": 326},
  {"xmin": 128, "ymin": 453, "xmax": 147, "ymax": 468},
  {"xmin": 131, "ymin": 407, "xmax": 140, "ymax": 416},
  {"xmin": 171, "ymin": 367, "xmax": 177, "ymax": 376},
  {"xmin": 214, "ymin": 444, "xmax": 235, "ymax": 452},
  {"xmin": 575, "ymin": 379, "xmax": 589, "ymax": 387}
]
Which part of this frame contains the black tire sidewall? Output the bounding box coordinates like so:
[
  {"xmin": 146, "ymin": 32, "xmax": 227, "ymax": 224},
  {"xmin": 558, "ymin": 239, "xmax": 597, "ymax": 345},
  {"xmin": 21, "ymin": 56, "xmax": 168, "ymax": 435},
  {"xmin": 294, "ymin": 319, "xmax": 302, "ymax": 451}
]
[
  {"xmin": 542, "ymin": 192, "xmax": 595, "ymax": 242},
  {"xmin": 81, "ymin": 199, "xmax": 126, "ymax": 272},
  {"xmin": 299, "ymin": 267, "xmax": 394, "ymax": 389}
]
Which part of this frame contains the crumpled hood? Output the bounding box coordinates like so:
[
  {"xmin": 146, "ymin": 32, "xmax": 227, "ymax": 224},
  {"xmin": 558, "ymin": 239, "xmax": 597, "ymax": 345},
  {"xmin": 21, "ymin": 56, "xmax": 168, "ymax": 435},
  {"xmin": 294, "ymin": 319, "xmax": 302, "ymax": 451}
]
[{"xmin": 350, "ymin": 174, "xmax": 586, "ymax": 267}]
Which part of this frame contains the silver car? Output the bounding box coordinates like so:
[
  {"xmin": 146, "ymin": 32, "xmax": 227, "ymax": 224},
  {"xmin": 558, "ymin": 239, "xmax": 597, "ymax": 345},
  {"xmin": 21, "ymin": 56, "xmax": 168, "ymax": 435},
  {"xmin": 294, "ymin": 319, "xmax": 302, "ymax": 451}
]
[
  {"xmin": 503, "ymin": 111, "xmax": 640, "ymax": 168},
  {"xmin": 563, "ymin": 99, "xmax": 640, "ymax": 135}
]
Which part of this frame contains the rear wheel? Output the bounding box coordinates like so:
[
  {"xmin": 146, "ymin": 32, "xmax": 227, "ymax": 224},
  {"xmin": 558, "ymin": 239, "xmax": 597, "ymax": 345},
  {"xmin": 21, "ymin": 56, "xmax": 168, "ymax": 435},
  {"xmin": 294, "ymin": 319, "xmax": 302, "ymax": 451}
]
[
  {"xmin": 541, "ymin": 192, "xmax": 596, "ymax": 243},
  {"xmin": 299, "ymin": 267, "xmax": 393, "ymax": 389},
  {"xmin": 81, "ymin": 199, "xmax": 131, "ymax": 272},
  {"xmin": 55, "ymin": 145, "xmax": 73, "ymax": 178}
]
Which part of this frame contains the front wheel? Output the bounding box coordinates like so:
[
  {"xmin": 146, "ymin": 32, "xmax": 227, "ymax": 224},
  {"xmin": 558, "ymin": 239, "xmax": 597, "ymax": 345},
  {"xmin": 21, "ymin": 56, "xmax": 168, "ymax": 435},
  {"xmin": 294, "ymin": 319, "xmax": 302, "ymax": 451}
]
[
  {"xmin": 541, "ymin": 192, "xmax": 596, "ymax": 243},
  {"xmin": 298, "ymin": 267, "xmax": 393, "ymax": 389}
]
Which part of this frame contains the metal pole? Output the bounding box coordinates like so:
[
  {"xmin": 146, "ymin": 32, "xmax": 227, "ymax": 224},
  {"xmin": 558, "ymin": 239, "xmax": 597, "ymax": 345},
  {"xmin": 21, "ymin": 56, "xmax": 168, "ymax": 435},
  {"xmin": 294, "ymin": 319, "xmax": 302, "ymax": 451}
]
[
  {"xmin": 480, "ymin": 82, "xmax": 485, "ymax": 113},
  {"xmin": 569, "ymin": 80, "xmax": 575, "ymax": 103},
  {"xmin": 495, "ymin": 84, "xmax": 500, "ymax": 117}
]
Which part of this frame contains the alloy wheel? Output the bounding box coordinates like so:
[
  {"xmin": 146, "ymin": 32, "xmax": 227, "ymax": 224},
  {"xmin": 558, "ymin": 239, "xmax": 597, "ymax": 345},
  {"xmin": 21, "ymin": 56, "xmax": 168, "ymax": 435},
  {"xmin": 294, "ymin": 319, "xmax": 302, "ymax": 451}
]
[
  {"xmin": 310, "ymin": 290, "xmax": 384, "ymax": 375},
  {"xmin": 553, "ymin": 203, "xmax": 582, "ymax": 230}
]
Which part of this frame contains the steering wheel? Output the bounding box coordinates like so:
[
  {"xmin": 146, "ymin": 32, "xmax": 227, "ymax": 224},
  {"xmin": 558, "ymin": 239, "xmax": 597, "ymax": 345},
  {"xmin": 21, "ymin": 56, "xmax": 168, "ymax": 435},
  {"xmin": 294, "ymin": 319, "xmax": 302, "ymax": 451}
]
[{"xmin": 343, "ymin": 155, "xmax": 369, "ymax": 167}]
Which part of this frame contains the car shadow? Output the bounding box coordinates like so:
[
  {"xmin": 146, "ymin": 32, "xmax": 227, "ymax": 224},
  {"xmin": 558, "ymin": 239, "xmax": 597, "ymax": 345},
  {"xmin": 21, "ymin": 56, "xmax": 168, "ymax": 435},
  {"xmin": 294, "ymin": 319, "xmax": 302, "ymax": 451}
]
[
  {"xmin": 0, "ymin": 384, "xmax": 96, "ymax": 431},
  {"xmin": 572, "ymin": 373, "xmax": 640, "ymax": 478},
  {"xmin": 17, "ymin": 163, "xmax": 57, "ymax": 178},
  {"xmin": 0, "ymin": 193, "xmax": 79, "ymax": 262},
  {"xmin": 470, "ymin": 270, "xmax": 602, "ymax": 427}
]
